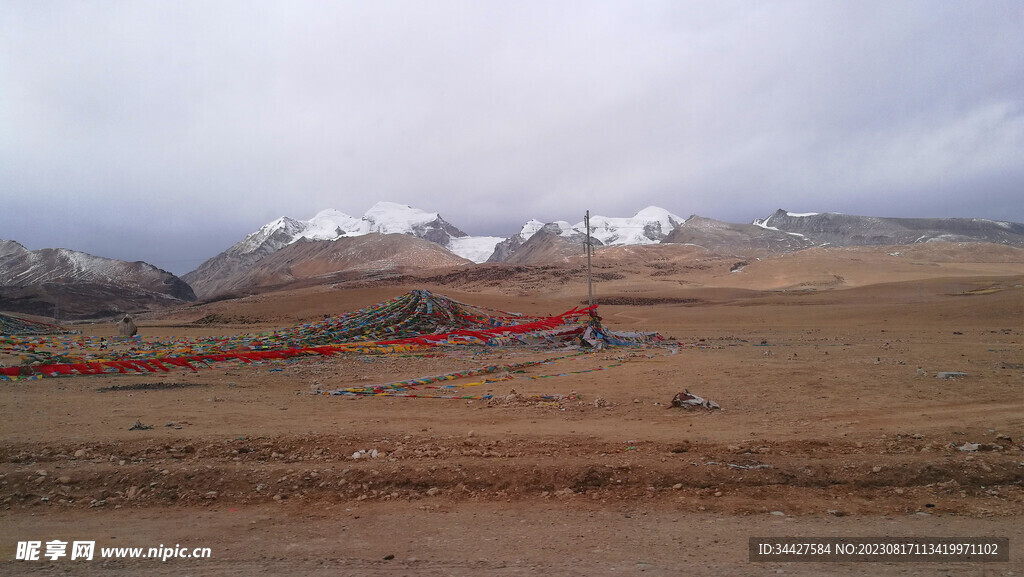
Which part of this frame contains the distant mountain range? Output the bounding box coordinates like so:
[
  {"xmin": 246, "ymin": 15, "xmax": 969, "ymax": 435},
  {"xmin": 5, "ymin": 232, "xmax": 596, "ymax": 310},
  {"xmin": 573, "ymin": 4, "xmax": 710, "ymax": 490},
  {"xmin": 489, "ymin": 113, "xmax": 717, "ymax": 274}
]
[
  {"xmin": 181, "ymin": 204, "xmax": 1024, "ymax": 299},
  {"xmin": 0, "ymin": 240, "xmax": 195, "ymax": 320},
  {"xmin": 3, "ymin": 203, "xmax": 1023, "ymax": 315},
  {"xmin": 750, "ymin": 209, "xmax": 1024, "ymax": 247},
  {"xmin": 181, "ymin": 202, "xmax": 484, "ymax": 298},
  {"xmin": 182, "ymin": 203, "xmax": 691, "ymax": 298}
]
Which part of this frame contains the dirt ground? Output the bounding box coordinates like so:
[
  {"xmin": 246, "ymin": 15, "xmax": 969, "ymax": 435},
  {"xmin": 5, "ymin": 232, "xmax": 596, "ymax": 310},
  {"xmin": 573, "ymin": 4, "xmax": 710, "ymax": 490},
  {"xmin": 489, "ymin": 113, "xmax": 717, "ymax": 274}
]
[{"xmin": 1, "ymin": 246, "xmax": 1022, "ymax": 575}]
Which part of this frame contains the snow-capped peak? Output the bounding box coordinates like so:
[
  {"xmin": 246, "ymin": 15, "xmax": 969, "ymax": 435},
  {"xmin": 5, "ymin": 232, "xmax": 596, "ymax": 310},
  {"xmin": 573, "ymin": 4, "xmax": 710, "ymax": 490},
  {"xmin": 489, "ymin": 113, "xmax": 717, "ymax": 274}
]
[
  {"xmin": 633, "ymin": 206, "xmax": 676, "ymax": 221},
  {"xmin": 233, "ymin": 202, "xmax": 481, "ymax": 260},
  {"xmin": 312, "ymin": 208, "xmax": 352, "ymax": 220},
  {"xmin": 301, "ymin": 209, "xmax": 361, "ymax": 241},
  {"xmin": 258, "ymin": 216, "xmax": 303, "ymax": 237},
  {"xmin": 518, "ymin": 219, "xmax": 546, "ymax": 240},
  {"xmin": 513, "ymin": 208, "xmax": 685, "ymax": 246},
  {"xmin": 360, "ymin": 202, "xmax": 442, "ymax": 235},
  {"xmin": 231, "ymin": 204, "xmax": 693, "ymax": 266},
  {"xmin": 235, "ymin": 216, "xmax": 307, "ymax": 255},
  {"xmin": 575, "ymin": 206, "xmax": 685, "ymax": 245}
]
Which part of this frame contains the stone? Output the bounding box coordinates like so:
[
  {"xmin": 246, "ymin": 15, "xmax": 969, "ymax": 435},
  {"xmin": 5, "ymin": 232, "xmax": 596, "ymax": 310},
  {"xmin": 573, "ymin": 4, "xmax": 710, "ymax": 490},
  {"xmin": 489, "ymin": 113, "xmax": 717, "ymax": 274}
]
[{"xmin": 117, "ymin": 315, "xmax": 138, "ymax": 337}]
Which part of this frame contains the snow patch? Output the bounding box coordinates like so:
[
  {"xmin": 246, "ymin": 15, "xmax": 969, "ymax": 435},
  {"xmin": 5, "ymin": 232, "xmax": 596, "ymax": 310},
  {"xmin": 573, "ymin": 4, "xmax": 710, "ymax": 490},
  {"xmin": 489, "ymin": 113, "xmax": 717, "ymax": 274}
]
[
  {"xmin": 986, "ymin": 219, "xmax": 1014, "ymax": 229},
  {"xmin": 448, "ymin": 236, "xmax": 504, "ymax": 263},
  {"xmin": 549, "ymin": 221, "xmax": 574, "ymax": 235},
  {"xmin": 752, "ymin": 214, "xmax": 808, "ymax": 238},
  {"xmin": 301, "ymin": 209, "xmax": 361, "ymax": 240}
]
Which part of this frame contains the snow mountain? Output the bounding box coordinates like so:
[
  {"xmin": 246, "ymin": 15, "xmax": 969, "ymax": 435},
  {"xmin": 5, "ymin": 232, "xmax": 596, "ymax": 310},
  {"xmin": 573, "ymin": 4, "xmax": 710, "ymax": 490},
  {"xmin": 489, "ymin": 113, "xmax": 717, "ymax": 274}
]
[
  {"xmin": 487, "ymin": 219, "xmax": 548, "ymax": 262},
  {"xmin": 488, "ymin": 207, "xmax": 685, "ymax": 263},
  {"xmin": 587, "ymin": 206, "xmax": 686, "ymax": 245},
  {"xmin": 186, "ymin": 203, "xmax": 687, "ymax": 296},
  {"xmin": 183, "ymin": 202, "xmax": 491, "ymax": 299},
  {"xmin": 234, "ymin": 202, "xmax": 470, "ymax": 257},
  {"xmin": 183, "ymin": 203, "xmax": 1024, "ymax": 299}
]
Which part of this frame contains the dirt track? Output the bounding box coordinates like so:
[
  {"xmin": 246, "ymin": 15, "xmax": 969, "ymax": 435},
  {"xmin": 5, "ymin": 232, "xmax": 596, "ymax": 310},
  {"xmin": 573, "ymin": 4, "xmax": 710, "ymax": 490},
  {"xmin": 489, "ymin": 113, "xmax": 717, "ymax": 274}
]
[{"xmin": 2, "ymin": 253, "xmax": 1022, "ymax": 575}]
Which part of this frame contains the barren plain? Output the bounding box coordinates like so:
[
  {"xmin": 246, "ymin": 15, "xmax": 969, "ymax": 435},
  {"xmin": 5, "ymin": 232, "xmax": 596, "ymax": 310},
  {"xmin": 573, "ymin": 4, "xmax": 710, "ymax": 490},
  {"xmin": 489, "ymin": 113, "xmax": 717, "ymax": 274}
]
[{"xmin": 2, "ymin": 243, "xmax": 1022, "ymax": 576}]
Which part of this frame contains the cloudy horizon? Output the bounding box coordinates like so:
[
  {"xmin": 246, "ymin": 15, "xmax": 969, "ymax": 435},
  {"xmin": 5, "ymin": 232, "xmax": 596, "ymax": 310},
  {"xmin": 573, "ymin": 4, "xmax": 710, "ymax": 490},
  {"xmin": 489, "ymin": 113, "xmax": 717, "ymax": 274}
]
[{"xmin": 3, "ymin": 1, "xmax": 1022, "ymax": 275}]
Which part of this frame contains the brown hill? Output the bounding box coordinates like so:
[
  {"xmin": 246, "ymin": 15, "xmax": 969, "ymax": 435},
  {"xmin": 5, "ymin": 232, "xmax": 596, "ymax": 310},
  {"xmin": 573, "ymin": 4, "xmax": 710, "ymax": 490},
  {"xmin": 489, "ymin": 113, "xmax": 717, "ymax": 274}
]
[{"xmin": 194, "ymin": 233, "xmax": 471, "ymax": 297}]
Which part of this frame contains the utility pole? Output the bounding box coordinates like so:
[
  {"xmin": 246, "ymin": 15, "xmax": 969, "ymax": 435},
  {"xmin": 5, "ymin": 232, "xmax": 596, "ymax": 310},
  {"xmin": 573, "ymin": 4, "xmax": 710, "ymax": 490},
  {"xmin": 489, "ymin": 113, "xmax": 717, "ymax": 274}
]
[{"xmin": 585, "ymin": 210, "xmax": 593, "ymax": 306}]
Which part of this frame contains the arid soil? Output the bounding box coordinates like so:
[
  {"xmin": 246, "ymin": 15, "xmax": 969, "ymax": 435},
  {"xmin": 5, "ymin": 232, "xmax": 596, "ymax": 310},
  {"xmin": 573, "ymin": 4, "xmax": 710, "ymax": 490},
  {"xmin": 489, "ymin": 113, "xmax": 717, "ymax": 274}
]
[{"xmin": 2, "ymin": 245, "xmax": 1022, "ymax": 575}]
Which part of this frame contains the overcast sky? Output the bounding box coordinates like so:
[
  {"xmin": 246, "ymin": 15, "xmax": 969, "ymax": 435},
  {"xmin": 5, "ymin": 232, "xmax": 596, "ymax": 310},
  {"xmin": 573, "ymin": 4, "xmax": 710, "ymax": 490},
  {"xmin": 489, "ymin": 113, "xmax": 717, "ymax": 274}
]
[{"xmin": 2, "ymin": 1, "xmax": 1022, "ymax": 275}]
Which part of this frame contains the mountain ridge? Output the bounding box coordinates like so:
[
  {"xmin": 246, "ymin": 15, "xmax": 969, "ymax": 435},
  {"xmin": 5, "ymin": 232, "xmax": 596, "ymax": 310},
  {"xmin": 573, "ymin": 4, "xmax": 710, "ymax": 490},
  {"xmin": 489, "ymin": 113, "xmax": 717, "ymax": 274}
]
[
  {"xmin": 0, "ymin": 239, "xmax": 196, "ymax": 320},
  {"xmin": 6, "ymin": 204, "xmax": 1024, "ymax": 313},
  {"xmin": 750, "ymin": 209, "xmax": 1024, "ymax": 247},
  {"xmin": 194, "ymin": 233, "xmax": 471, "ymax": 297}
]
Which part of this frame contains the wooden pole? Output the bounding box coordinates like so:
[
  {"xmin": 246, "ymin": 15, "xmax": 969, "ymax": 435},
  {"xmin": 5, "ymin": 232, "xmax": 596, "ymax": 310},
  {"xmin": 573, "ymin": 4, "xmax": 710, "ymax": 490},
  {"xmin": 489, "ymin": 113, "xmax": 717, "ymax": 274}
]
[{"xmin": 585, "ymin": 210, "xmax": 593, "ymax": 306}]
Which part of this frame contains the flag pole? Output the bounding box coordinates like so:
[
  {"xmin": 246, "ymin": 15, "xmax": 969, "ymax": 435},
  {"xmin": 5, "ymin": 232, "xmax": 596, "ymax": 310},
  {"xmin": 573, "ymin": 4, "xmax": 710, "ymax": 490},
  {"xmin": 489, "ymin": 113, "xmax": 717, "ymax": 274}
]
[{"xmin": 585, "ymin": 210, "xmax": 593, "ymax": 306}]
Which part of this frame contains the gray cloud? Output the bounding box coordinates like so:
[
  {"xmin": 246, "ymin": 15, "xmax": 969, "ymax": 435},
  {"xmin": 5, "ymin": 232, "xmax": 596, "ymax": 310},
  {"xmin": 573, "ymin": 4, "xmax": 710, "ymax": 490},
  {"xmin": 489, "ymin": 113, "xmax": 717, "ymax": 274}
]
[{"xmin": 2, "ymin": 1, "xmax": 1022, "ymax": 274}]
